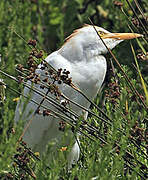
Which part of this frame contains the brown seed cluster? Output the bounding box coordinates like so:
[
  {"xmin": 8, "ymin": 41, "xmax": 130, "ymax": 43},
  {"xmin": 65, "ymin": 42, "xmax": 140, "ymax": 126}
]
[
  {"xmin": 35, "ymin": 108, "xmax": 52, "ymax": 117},
  {"xmin": 48, "ymin": 84, "xmax": 61, "ymax": 99},
  {"xmin": 27, "ymin": 39, "xmax": 37, "ymax": 47},
  {"xmin": 2, "ymin": 141, "xmax": 38, "ymax": 179},
  {"xmin": 105, "ymin": 82, "xmax": 120, "ymax": 105},
  {"xmin": 127, "ymin": 121, "xmax": 148, "ymax": 176},
  {"xmin": 52, "ymin": 68, "xmax": 72, "ymax": 86},
  {"xmin": 61, "ymin": 99, "xmax": 69, "ymax": 107},
  {"xmin": 17, "ymin": 64, "xmax": 24, "ymax": 71},
  {"xmin": 137, "ymin": 52, "xmax": 148, "ymax": 61},
  {"xmin": 30, "ymin": 49, "xmax": 43, "ymax": 59},
  {"xmin": 129, "ymin": 121, "xmax": 146, "ymax": 146},
  {"xmin": 113, "ymin": 1, "xmax": 123, "ymax": 8},
  {"xmin": 14, "ymin": 147, "xmax": 30, "ymax": 168},
  {"xmin": 18, "ymin": 76, "xmax": 24, "ymax": 84},
  {"xmin": 16, "ymin": 39, "xmax": 74, "ymax": 129},
  {"xmin": 59, "ymin": 121, "xmax": 66, "ymax": 131},
  {"xmin": 131, "ymin": 18, "xmax": 140, "ymax": 27},
  {"xmin": 43, "ymin": 109, "xmax": 51, "ymax": 116},
  {"xmin": 113, "ymin": 143, "xmax": 120, "ymax": 154},
  {"xmin": 37, "ymin": 66, "xmax": 72, "ymax": 99},
  {"xmin": 17, "ymin": 39, "xmax": 72, "ymax": 88}
]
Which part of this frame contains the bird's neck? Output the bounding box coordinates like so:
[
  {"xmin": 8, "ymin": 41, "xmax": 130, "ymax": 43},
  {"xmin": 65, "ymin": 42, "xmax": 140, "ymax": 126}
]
[{"xmin": 58, "ymin": 37, "xmax": 104, "ymax": 62}]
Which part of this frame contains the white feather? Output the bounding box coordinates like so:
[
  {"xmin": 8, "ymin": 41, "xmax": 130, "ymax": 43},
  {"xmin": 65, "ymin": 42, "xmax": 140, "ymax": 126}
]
[{"xmin": 14, "ymin": 25, "xmax": 124, "ymax": 167}]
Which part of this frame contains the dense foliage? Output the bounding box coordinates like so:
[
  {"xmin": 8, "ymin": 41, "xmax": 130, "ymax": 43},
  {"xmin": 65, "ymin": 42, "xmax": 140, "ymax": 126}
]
[{"xmin": 0, "ymin": 0, "xmax": 148, "ymax": 179}]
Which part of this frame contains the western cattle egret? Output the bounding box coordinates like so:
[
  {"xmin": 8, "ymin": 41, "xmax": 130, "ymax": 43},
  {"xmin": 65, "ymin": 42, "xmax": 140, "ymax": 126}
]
[{"xmin": 14, "ymin": 24, "xmax": 142, "ymax": 167}]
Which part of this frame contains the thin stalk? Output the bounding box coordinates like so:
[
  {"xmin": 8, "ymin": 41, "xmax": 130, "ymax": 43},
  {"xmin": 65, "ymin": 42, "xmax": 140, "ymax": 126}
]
[
  {"xmin": 89, "ymin": 18, "xmax": 148, "ymax": 111},
  {"xmin": 131, "ymin": 42, "xmax": 148, "ymax": 104},
  {"xmin": 120, "ymin": 7, "xmax": 141, "ymax": 34},
  {"xmin": 5, "ymin": 80, "xmax": 147, "ymax": 179},
  {"xmin": 2, "ymin": 69, "xmax": 110, "ymax": 143},
  {"xmin": 133, "ymin": 0, "xmax": 148, "ymax": 25},
  {"xmin": 132, "ymin": 63, "xmax": 148, "ymax": 86},
  {"xmin": 13, "ymin": 27, "xmax": 113, "ymax": 124},
  {"xmin": 122, "ymin": 156, "xmax": 147, "ymax": 180},
  {"xmin": 3, "ymin": 69, "xmax": 146, "ymax": 152},
  {"xmin": 125, "ymin": 0, "xmax": 147, "ymax": 35},
  {"xmin": 71, "ymin": 83, "xmax": 112, "ymax": 122},
  {"xmin": 16, "ymin": 68, "xmax": 112, "ymax": 126},
  {"xmin": 120, "ymin": 8, "xmax": 148, "ymax": 45},
  {"xmin": 7, "ymin": 83, "xmax": 96, "ymax": 142}
]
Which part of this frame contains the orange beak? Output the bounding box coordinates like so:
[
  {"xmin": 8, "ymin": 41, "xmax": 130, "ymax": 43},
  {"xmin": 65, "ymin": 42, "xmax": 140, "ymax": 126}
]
[{"xmin": 103, "ymin": 33, "xmax": 143, "ymax": 40}]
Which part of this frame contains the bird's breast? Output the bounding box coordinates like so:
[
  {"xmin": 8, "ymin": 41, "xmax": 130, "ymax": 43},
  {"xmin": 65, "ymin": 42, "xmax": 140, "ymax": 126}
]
[{"xmin": 71, "ymin": 55, "xmax": 107, "ymax": 99}]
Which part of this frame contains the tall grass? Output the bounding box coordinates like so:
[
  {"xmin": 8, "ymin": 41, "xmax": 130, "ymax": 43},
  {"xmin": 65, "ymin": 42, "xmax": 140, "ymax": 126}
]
[{"xmin": 0, "ymin": 0, "xmax": 148, "ymax": 179}]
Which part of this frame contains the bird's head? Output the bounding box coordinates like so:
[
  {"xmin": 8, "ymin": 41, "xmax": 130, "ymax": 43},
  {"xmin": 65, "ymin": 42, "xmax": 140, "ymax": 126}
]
[{"xmin": 59, "ymin": 24, "xmax": 143, "ymax": 61}]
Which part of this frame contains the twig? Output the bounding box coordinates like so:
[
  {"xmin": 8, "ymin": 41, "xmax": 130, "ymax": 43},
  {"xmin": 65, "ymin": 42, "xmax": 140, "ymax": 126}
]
[
  {"xmin": 88, "ymin": 18, "xmax": 148, "ymax": 111},
  {"xmin": 125, "ymin": 0, "xmax": 147, "ymax": 35},
  {"xmin": 133, "ymin": 0, "xmax": 148, "ymax": 25}
]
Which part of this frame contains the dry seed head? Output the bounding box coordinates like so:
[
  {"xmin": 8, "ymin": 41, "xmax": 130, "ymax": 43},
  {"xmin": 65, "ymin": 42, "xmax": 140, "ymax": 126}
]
[
  {"xmin": 131, "ymin": 18, "xmax": 140, "ymax": 27},
  {"xmin": 43, "ymin": 109, "xmax": 51, "ymax": 116},
  {"xmin": 35, "ymin": 50, "xmax": 43, "ymax": 59},
  {"xmin": 17, "ymin": 64, "xmax": 24, "ymax": 71},
  {"xmin": 113, "ymin": 1, "xmax": 123, "ymax": 8},
  {"xmin": 18, "ymin": 76, "xmax": 24, "ymax": 84},
  {"xmin": 27, "ymin": 39, "xmax": 37, "ymax": 47},
  {"xmin": 137, "ymin": 52, "xmax": 148, "ymax": 61}
]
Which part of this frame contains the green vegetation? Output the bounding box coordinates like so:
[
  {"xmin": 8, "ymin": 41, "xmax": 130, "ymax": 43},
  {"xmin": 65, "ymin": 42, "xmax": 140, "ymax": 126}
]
[{"xmin": 0, "ymin": 0, "xmax": 147, "ymax": 179}]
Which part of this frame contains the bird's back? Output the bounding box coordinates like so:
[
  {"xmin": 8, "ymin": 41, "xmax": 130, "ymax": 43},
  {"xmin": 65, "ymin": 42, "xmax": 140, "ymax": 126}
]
[{"xmin": 14, "ymin": 48, "xmax": 107, "ymax": 151}]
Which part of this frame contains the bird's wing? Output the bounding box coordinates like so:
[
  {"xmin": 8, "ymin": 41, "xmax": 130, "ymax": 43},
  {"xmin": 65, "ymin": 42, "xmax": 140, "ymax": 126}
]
[
  {"xmin": 45, "ymin": 51, "xmax": 72, "ymax": 71},
  {"xmin": 14, "ymin": 50, "xmax": 106, "ymax": 153},
  {"xmin": 14, "ymin": 52, "xmax": 83, "ymax": 152}
]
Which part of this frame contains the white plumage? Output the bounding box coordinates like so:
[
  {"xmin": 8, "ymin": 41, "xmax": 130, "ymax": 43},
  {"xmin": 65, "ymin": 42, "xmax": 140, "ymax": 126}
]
[{"xmin": 14, "ymin": 24, "xmax": 142, "ymax": 167}]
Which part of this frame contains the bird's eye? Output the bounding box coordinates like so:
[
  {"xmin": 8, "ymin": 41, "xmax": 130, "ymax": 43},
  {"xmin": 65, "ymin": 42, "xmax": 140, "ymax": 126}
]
[{"xmin": 98, "ymin": 31, "xmax": 106, "ymax": 37}]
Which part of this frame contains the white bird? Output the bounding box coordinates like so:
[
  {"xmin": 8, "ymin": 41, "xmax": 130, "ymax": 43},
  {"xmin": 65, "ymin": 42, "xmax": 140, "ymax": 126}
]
[{"xmin": 14, "ymin": 24, "xmax": 142, "ymax": 167}]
